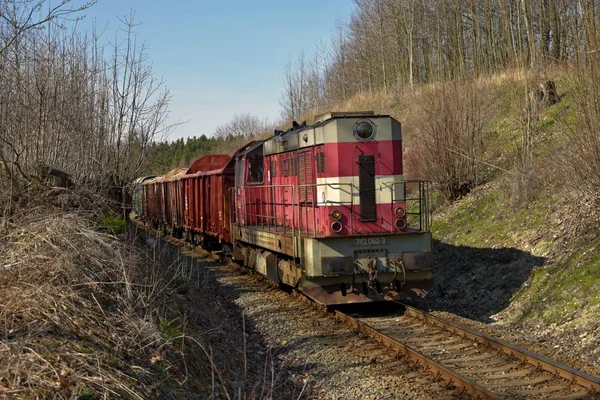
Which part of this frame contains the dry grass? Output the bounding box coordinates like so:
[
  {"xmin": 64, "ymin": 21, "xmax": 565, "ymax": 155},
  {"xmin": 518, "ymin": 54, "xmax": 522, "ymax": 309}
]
[
  {"xmin": 0, "ymin": 186, "xmax": 203, "ymax": 399},
  {"xmin": 0, "ymin": 182, "xmax": 300, "ymax": 399}
]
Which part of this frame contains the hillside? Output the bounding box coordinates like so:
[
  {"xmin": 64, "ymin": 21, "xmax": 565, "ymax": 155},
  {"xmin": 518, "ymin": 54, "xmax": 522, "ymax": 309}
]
[{"xmin": 330, "ymin": 69, "xmax": 600, "ymax": 370}]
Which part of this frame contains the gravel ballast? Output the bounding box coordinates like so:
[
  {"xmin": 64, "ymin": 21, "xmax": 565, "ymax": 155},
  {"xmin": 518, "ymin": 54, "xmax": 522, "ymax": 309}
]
[{"xmin": 158, "ymin": 236, "xmax": 450, "ymax": 399}]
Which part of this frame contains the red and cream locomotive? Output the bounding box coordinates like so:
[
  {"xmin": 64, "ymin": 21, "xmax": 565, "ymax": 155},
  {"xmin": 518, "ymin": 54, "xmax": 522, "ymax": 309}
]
[{"xmin": 140, "ymin": 111, "xmax": 433, "ymax": 305}]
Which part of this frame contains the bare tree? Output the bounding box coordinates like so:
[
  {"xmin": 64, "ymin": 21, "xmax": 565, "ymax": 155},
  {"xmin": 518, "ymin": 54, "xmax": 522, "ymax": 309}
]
[
  {"xmin": 108, "ymin": 12, "xmax": 172, "ymax": 190},
  {"xmin": 214, "ymin": 113, "xmax": 268, "ymax": 140},
  {"xmin": 0, "ymin": 2, "xmax": 172, "ymax": 210}
]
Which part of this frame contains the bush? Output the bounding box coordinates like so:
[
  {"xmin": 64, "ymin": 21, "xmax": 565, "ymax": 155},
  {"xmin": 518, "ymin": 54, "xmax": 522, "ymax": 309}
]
[{"xmin": 103, "ymin": 211, "xmax": 126, "ymax": 234}]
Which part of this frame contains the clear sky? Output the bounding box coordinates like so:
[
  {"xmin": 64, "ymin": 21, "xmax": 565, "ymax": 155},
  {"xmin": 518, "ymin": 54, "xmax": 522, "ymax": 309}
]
[{"xmin": 79, "ymin": 0, "xmax": 355, "ymax": 141}]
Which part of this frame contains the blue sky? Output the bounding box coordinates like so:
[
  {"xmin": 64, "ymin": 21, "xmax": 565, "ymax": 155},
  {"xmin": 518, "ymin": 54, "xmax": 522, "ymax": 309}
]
[{"xmin": 79, "ymin": 0, "xmax": 355, "ymax": 141}]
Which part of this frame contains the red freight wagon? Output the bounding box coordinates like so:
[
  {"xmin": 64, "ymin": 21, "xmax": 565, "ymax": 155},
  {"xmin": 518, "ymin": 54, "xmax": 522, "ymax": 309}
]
[
  {"xmin": 164, "ymin": 169, "xmax": 187, "ymax": 235},
  {"xmin": 143, "ymin": 175, "xmax": 165, "ymax": 229},
  {"xmin": 182, "ymin": 152, "xmax": 249, "ymax": 247},
  {"xmin": 143, "ymin": 168, "xmax": 185, "ymax": 232}
]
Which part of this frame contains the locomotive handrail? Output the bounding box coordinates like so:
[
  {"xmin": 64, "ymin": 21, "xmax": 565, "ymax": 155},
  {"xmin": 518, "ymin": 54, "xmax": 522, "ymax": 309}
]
[
  {"xmin": 383, "ymin": 180, "xmax": 432, "ymax": 232},
  {"xmin": 229, "ymin": 184, "xmax": 297, "ymax": 258},
  {"xmin": 297, "ymin": 183, "xmax": 355, "ymax": 237}
]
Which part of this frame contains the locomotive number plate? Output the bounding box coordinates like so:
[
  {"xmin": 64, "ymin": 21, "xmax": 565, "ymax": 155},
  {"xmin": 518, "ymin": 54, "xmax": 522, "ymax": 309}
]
[{"xmin": 355, "ymin": 237, "xmax": 386, "ymax": 246}]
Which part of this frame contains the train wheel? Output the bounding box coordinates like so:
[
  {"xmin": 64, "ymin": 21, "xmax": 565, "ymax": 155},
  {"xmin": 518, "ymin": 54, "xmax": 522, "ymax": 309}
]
[
  {"xmin": 341, "ymin": 282, "xmax": 347, "ymax": 297},
  {"xmin": 375, "ymin": 279, "xmax": 382, "ymax": 294}
]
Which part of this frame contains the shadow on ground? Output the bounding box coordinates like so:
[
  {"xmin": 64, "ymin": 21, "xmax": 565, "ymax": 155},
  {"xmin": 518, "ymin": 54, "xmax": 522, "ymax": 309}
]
[
  {"xmin": 139, "ymin": 228, "xmax": 303, "ymax": 399},
  {"xmin": 426, "ymin": 239, "xmax": 546, "ymax": 322}
]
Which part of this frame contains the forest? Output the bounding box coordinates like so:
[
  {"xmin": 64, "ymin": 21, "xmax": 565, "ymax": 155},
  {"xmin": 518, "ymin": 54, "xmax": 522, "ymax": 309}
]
[
  {"xmin": 1, "ymin": 1, "xmax": 600, "ymax": 201},
  {"xmin": 150, "ymin": 0, "xmax": 600, "ymax": 204}
]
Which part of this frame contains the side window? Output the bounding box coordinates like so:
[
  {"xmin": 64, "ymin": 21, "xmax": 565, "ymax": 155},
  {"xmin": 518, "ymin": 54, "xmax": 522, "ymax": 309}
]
[
  {"xmin": 246, "ymin": 147, "xmax": 264, "ymax": 184},
  {"xmin": 235, "ymin": 158, "xmax": 244, "ymax": 187}
]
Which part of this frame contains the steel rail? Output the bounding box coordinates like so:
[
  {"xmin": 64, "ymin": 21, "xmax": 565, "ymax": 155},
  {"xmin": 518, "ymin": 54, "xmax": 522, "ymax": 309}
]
[
  {"xmin": 402, "ymin": 304, "xmax": 600, "ymax": 393},
  {"xmin": 334, "ymin": 310, "xmax": 502, "ymax": 400}
]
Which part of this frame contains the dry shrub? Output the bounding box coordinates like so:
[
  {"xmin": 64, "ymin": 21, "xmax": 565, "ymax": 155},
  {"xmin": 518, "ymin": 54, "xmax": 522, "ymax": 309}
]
[
  {"xmin": 407, "ymin": 81, "xmax": 489, "ymax": 201},
  {"xmin": 0, "ymin": 190, "xmax": 205, "ymax": 399},
  {"xmin": 562, "ymin": 58, "xmax": 600, "ymax": 200}
]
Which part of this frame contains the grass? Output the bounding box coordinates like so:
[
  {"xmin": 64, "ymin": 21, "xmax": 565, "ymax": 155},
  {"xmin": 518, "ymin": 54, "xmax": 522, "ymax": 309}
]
[
  {"xmin": 158, "ymin": 316, "xmax": 183, "ymax": 342},
  {"xmin": 432, "ymin": 181, "xmax": 554, "ymax": 253},
  {"xmin": 514, "ymin": 243, "xmax": 600, "ymax": 324},
  {"xmin": 0, "ymin": 188, "xmax": 211, "ymax": 398},
  {"xmin": 170, "ymin": 275, "xmax": 191, "ymax": 295},
  {"xmin": 103, "ymin": 210, "xmax": 126, "ymax": 234}
]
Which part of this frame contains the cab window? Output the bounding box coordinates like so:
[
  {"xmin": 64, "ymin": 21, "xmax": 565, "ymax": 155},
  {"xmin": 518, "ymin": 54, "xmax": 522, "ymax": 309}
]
[{"xmin": 246, "ymin": 147, "xmax": 264, "ymax": 184}]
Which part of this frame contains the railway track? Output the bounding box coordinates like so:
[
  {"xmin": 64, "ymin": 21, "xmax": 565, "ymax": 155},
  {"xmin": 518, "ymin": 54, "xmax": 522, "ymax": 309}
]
[
  {"xmin": 335, "ymin": 304, "xmax": 600, "ymax": 399},
  {"xmin": 142, "ymin": 225, "xmax": 600, "ymax": 399}
]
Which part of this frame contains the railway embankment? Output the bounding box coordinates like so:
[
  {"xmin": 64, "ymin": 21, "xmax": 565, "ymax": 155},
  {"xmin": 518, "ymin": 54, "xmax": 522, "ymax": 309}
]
[
  {"xmin": 0, "ymin": 188, "xmax": 293, "ymax": 399},
  {"xmin": 427, "ymin": 179, "xmax": 600, "ymax": 379},
  {"xmin": 0, "ymin": 189, "xmax": 212, "ymax": 398}
]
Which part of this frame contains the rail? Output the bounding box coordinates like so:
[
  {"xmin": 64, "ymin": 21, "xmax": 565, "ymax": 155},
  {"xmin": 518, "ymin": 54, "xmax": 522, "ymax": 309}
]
[
  {"xmin": 335, "ymin": 304, "xmax": 600, "ymax": 399},
  {"xmin": 402, "ymin": 305, "xmax": 600, "ymax": 393}
]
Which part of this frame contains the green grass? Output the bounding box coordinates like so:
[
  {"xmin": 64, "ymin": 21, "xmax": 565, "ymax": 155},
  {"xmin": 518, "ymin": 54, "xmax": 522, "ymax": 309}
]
[
  {"xmin": 103, "ymin": 211, "xmax": 126, "ymax": 235},
  {"xmin": 514, "ymin": 245, "xmax": 600, "ymax": 324},
  {"xmin": 158, "ymin": 316, "xmax": 183, "ymax": 342},
  {"xmin": 432, "ymin": 181, "xmax": 553, "ymax": 252}
]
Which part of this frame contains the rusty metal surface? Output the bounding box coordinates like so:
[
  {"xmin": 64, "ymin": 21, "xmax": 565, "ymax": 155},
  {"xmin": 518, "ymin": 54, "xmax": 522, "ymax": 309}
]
[
  {"xmin": 187, "ymin": 154, "xmax": 231, "ymax": 174},
  {"xmin": 184, "ymin": 171, "xmax": 235, "ymax": 242},
  {"xmin": 403, "ymin": 305, "xmax": 600, "ymax": 394},
  {"xmin": 335, "ymin": 310, "xmax": 502, "ymax": 400}
]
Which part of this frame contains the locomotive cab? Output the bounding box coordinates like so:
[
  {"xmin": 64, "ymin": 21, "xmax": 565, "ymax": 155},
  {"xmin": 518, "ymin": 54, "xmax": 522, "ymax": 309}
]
[{"xmin": 230, "ymin": 112, "xmax": 433, "ymax": 305}]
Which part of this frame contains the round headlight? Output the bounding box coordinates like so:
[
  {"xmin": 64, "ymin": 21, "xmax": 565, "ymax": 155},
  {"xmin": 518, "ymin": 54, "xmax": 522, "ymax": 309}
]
[
  {"xmin": 394, "ymin": 206, "xmax": 406, "ymax": 217},
  {"xmin": 331, "ymin": 221, "xmax": 343, "ymax": 233},
  {"xmin": 354, "ymin": 120, "xmax": 376, "ymax": 141},
  {"xmin": 395, "ymin": 218, "xmax": 406, "ymax": 230},
  {"xmin": 331, "ymin": 209, "xmax": 342, "ymax": 220}
]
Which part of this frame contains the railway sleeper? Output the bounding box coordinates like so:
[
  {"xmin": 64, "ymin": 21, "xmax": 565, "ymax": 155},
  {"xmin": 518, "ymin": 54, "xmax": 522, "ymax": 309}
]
[
  {"xmin": 401, "ymin": 333, "xmax": 449, "ymax": 344},
  {"xmin": 443, "ymin": 352, "xmax": 498, "ymax": 364},
  {"xmin": 483, "ymin": 368, "xmax": 534, "ymax": 380},
  {"xmin": 510, "ymin": 383, "xmax": 575, "ymax": 396},
  {"xmin": 547, "ymin": 390, "xmax": 595, "ymax": 399},
  {"xmin": 484, "ymin": 375, "xmax": 551, "ymax": 388},
  {"xmin": 465, "ymin": 362, "xmax": 522, "ymax": 374},
  {"xmin": 451, "ymin": 358, "xmax": 509, "ymax": 369}
]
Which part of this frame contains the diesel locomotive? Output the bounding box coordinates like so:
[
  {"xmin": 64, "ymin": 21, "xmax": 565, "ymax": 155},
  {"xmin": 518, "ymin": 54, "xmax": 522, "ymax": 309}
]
[{"xmin": 137, "ymin": 111, "xmax": 433, "ymax": 305}]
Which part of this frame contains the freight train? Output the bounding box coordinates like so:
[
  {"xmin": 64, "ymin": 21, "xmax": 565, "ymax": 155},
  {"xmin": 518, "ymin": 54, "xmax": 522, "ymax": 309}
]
[{"xmin": 135, "ymin": 111, "xmax": 433, "ymax": 305}]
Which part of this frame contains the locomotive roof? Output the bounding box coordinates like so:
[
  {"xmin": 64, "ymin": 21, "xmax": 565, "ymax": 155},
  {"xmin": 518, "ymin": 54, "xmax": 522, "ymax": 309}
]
[
  {"xmin": 235, "ymin": 111, "xmax": 390, "ymax": 159},
  {"xmin": 235, "ymin": 139, "xmax": 266, "ymax": 158}
]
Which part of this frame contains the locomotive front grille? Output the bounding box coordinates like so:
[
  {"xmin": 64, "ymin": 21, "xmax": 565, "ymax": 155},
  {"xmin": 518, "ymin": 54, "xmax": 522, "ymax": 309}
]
[{"xmin": 358, "ymin": 154, "xmax": 376, "ymax": 221}]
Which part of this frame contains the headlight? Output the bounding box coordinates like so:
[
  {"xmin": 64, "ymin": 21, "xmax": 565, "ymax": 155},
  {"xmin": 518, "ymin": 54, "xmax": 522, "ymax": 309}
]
[
  {"xmin": 331, "ymin": 221, "xmax": 343, "ymax": 233},
  {"xmin": 331, "ymin": 209, "xmax": 342, "ymax": 220},
  {"xmin": 395, "ymin": 218, "xmax": 406, "ymax": 230},
  {"xmin": 394, "ymin": 206, "xmax": 406, "ymax": 217},
  {"xmin": 353, "ymin": 120, "xmax": 376, "ymax": 141}
]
